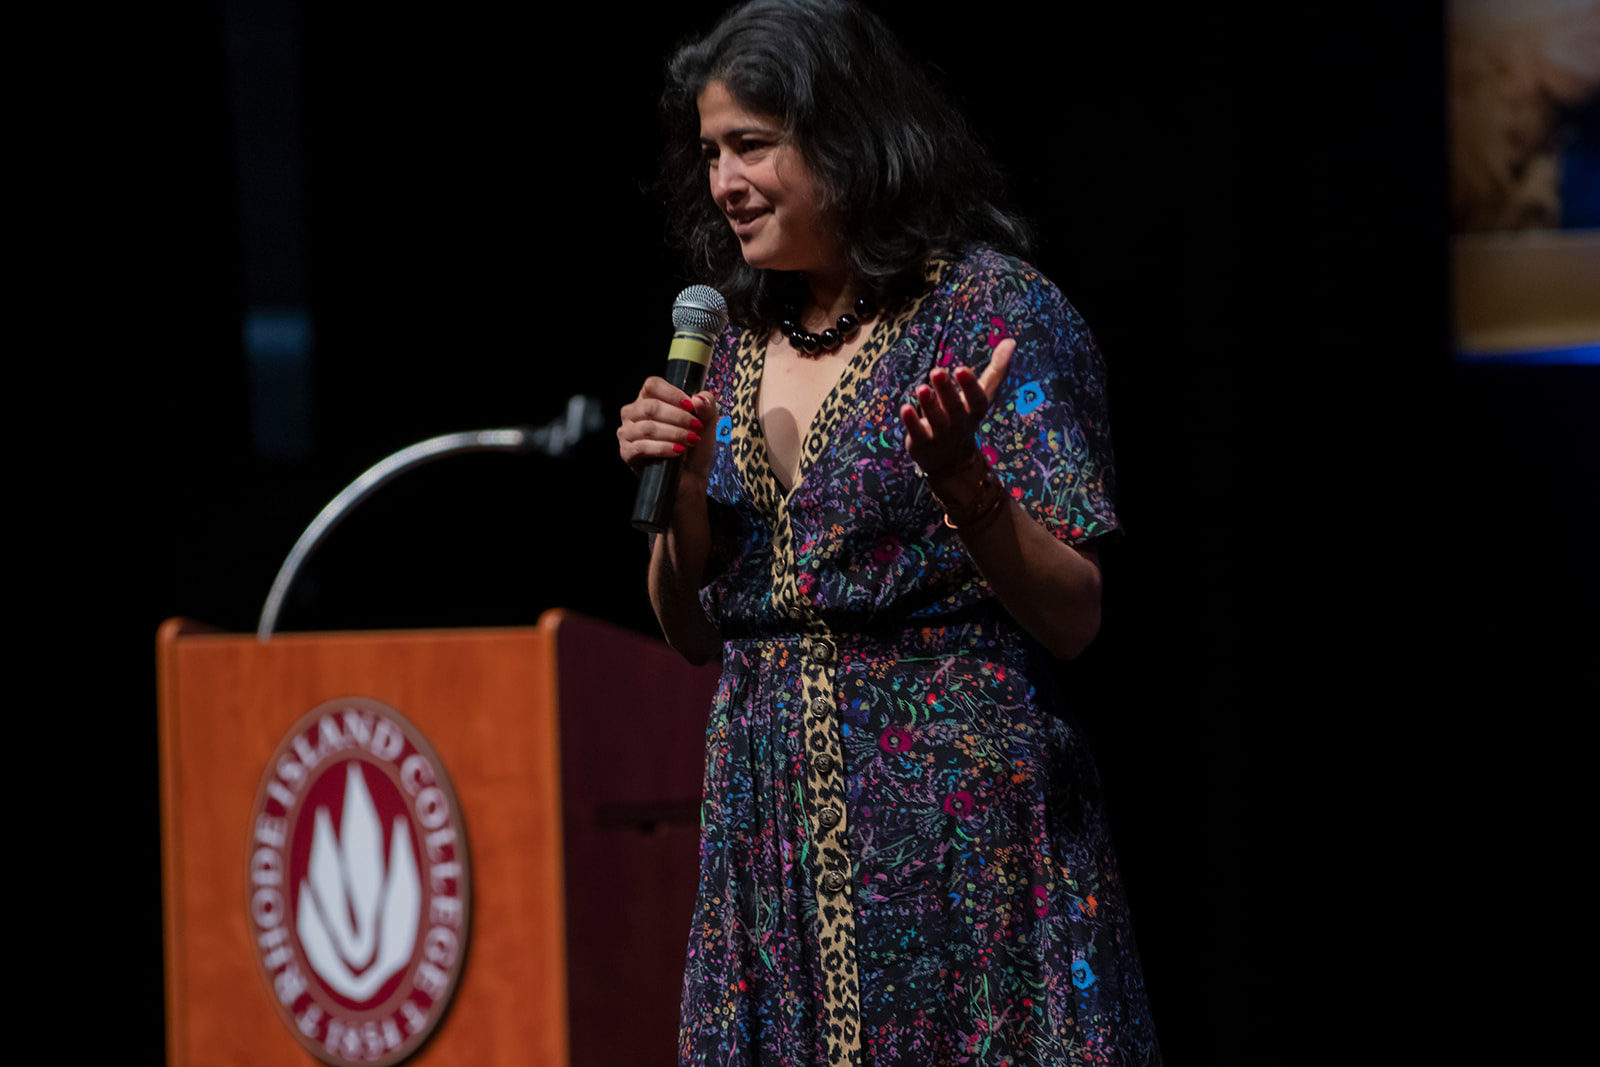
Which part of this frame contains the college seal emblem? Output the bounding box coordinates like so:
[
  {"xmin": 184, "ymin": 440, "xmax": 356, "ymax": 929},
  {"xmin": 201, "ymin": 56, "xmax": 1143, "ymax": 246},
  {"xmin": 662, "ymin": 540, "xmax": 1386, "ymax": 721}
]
[{"xmin": 247, "ymin": 697, "xmax": 471, "ymax": 1065}]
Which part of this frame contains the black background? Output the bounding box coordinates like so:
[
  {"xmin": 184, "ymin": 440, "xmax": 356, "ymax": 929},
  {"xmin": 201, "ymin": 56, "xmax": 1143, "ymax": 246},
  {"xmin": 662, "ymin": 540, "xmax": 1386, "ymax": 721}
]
[{"xmin": 62, "ymin": 1, "xmax": 1596, "ymax": 1062}]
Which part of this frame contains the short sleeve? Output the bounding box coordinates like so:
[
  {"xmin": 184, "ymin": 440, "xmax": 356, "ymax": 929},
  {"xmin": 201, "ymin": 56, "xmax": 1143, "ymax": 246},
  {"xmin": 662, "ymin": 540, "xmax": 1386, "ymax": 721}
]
[{"xmin": 948, "ymin": 256, "xmax": 1118, "ymax": 544}]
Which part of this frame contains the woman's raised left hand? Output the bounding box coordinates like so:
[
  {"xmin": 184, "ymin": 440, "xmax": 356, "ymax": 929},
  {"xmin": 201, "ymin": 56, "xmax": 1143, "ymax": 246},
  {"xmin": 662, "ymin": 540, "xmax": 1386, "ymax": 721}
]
[{"xmin": 900, "ymin": 338, "xmax": 1015, "ymax": 473}]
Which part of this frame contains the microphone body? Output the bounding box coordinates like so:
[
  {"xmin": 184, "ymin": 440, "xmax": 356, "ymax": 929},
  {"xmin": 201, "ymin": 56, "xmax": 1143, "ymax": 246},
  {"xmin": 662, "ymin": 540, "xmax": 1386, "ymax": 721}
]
[{"xmin": 632, "ymin": 287, "xmax": 728, "ymax": 534}]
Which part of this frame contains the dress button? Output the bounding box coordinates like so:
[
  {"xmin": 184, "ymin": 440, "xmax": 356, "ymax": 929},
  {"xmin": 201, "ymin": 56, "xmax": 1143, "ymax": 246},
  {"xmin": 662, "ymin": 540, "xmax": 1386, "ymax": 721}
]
[
  {"xmin": 812, "ymin": 753, "xmax": 834, "ymax": 775},
  {"xmin": 822, "ymin": 871, "xmax": 846, "ymax": 893},
  {"xmin": 810, "ymin": 698, "xmax": 833, "ymax": 719},
  {"xmin": 808, "ymin": 639, "xmax": 836, "ymax": 665},
  {"xmin": 819, "ymin": 806, "xmax": 841, "ymax": 829}
]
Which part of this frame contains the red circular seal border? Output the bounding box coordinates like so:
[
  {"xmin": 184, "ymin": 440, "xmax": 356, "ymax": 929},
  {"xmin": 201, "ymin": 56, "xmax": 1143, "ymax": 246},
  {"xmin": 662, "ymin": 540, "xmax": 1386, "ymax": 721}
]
[{"xmin": 246, "ymin": 696, "xmax": 473, "ymax": 1066}]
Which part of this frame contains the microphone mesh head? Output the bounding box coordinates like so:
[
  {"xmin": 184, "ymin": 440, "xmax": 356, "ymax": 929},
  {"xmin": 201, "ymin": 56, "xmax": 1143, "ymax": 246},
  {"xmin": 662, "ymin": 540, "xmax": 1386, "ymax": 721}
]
[{"xmin": 672, "ymin": 285, "xmax": 730, "ymax": 333}]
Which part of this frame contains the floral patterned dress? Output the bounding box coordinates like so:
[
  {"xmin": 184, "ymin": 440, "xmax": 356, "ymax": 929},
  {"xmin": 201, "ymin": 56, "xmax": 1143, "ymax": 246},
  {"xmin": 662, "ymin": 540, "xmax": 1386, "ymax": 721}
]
[{"xmin": 680, "ymin": 247, "xmax": 1161, "ymax": 1066}]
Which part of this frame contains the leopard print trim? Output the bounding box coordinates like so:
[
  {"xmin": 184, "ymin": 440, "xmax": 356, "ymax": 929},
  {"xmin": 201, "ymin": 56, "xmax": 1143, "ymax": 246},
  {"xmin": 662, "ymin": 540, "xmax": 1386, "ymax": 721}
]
[
  {"xmin": 797, "ymin": 637, "xmax": 856, "ymax": 1065},
  {"xmin": 727, "ymin": 263, "xmax": 950, "ymax": 1065},
  {"xmin": 726, "ymin": 329, "xmax": 779, "ymax": 523}
]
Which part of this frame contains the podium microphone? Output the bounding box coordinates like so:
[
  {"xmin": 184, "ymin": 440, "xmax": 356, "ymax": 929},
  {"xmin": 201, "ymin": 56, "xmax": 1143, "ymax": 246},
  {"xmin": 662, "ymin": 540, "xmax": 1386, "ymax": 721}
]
[{"xmin": 632, "ymin": 286, "xmax": 728, "ymax": 534}]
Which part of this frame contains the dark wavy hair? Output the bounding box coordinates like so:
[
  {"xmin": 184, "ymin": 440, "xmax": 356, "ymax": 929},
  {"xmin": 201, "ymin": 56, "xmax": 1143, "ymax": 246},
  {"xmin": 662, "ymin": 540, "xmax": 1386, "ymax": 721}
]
[{"xmin": 661, "ymin": 0, "xmax": 1032, "ymax": 329}]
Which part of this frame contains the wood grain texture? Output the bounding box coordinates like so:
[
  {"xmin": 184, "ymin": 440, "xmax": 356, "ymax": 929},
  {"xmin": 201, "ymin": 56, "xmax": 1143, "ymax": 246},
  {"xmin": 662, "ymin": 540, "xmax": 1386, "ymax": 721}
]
[
  {"xmin": 159, "ymin": 610, "xmax": 721, "ymax": 1066},
  {"xmin": 159, "ymin": 616, "xmax": 568, "ymax": 1066}
]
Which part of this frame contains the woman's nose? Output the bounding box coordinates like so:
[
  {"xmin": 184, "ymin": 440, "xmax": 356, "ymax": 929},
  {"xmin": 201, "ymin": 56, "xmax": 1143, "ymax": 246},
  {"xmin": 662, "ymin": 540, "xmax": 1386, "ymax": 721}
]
[{"xmin": 710, "ymin": 152, "xmax": 745, "ymax": 202}]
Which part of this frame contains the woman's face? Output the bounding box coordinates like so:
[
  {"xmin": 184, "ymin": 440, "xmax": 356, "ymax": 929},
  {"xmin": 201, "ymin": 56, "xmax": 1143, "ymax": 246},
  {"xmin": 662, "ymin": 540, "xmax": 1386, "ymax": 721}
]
[{"xmin": 697, "ymin": 81, "xmax": 839, "ymax": 277}]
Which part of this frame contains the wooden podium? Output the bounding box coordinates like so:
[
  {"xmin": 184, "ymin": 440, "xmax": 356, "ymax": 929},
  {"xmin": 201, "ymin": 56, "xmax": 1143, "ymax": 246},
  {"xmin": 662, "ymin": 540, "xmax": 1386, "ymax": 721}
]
[{"xmin": 158, "ymin": 610, "xmax": 719, "ymax": 1066}]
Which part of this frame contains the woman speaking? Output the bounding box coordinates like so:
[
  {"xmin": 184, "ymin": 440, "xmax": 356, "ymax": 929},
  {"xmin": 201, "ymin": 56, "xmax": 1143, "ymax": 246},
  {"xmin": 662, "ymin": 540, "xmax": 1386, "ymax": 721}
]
[{"xmin": 617, "ymin": 2, "xmax": 1161, "ymax": 1063}]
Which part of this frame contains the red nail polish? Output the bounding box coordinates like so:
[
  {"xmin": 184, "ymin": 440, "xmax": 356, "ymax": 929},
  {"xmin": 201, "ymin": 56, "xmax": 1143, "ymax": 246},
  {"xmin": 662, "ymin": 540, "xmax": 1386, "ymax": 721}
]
[
  {"xmin": 690, "ymin": 418, "xmax": 704, "ymax": 431},
  {"xmin": 673, "ymin": 443, "xmax": 686, "ymax": 454},
  {"xmin": 686, "ymin": 432, "xmax": 700, "ymax": 445},
  {"xmin": 680, "ymin": 399, "xmax": 695, "ymax": 412}
]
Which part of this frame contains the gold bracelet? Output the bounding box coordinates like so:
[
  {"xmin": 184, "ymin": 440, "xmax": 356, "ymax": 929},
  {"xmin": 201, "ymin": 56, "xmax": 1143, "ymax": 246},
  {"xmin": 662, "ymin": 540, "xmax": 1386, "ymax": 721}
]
[{"xmin": 930, "ymin": 453, "xmax": 1006, "ymax": 532}]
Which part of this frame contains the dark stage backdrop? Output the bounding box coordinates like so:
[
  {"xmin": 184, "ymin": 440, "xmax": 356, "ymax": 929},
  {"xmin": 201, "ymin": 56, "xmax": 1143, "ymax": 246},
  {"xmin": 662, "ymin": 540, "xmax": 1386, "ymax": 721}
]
[{"xmin": 81, "ymin": 1, "xmax": 1595, "ymax": 1063}]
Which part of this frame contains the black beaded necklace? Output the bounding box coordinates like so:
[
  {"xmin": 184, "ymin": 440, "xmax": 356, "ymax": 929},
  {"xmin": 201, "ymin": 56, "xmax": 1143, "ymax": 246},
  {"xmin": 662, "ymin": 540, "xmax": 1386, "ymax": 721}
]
[{"xmin": 781, "ymin": 296, "xmax": 877, "ymax": 356}]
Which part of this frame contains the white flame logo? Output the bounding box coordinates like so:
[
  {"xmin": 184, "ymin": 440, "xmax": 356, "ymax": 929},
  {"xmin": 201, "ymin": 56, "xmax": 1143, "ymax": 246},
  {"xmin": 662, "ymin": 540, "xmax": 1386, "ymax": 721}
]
[{"xmin": 296, "ymin": 763, "xmax": 421, "ymax": 1002}]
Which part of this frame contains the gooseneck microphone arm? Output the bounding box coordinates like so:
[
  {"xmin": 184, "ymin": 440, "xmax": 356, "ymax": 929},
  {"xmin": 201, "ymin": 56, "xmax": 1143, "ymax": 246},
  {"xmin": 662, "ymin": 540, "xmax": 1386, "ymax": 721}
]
[{"xmin": 256, "ymin": 394, "xmax": 604, "ymax": 642}]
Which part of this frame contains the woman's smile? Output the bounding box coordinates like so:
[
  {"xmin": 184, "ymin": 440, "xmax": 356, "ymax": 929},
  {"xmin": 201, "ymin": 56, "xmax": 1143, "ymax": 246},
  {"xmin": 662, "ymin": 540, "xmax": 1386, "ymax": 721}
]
[{"xmin": 726, "ymin": 206, "xmax": 770, "ymax": 236}]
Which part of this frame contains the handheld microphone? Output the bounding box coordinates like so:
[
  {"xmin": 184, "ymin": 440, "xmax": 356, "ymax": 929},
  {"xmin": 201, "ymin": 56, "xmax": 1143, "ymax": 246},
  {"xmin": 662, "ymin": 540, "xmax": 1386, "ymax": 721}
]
[{"xmin": 631, "ymin": 285, "xmax": 729, "ymax": 533}]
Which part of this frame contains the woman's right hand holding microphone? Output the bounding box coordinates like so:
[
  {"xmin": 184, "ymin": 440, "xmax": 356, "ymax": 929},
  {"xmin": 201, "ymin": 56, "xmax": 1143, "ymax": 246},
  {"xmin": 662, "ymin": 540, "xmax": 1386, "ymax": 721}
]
[
  {"xmin": 618, "ymin": 377, "xmax": 720, "ymax": 492},
  {"xmin": 620, "ymin": 377, "xmax": 723, "ymax": 662}
]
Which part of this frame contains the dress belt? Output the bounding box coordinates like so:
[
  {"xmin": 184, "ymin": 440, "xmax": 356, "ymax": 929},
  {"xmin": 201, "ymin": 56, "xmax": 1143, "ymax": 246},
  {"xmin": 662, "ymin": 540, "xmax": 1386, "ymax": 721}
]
[{"xmin": 719, "ymin": 614, "xmax": 1026, "ymax": 675}]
